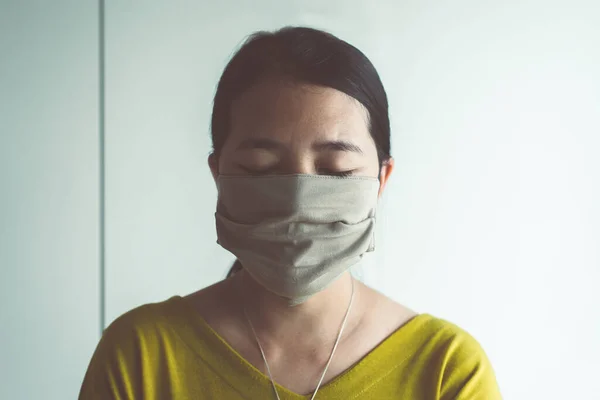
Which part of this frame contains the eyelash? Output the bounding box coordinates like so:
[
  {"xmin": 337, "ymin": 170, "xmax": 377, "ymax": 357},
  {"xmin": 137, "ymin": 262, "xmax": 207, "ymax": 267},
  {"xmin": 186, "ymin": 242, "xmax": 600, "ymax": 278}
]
[
  {"xmin": 239, "ymin": 165, "xmax": 355, "ymax": 177},
  {"xmin": 321, "ymin": 169, "xmax": 354, "ymax": 177}
]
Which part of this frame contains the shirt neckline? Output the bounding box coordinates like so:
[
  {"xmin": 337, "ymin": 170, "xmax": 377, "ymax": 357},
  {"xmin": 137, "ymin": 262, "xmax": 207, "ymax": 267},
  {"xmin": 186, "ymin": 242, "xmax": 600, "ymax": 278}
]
[{"xmin": 165, "ymin": 295, "xmax": 434, "ymax": 399}]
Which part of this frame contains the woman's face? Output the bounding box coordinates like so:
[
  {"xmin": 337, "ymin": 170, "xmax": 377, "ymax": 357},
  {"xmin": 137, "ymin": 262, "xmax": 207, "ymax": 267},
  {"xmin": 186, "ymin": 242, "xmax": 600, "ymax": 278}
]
[{"xmin": 210, "ymin": 79, "xmax": 393, "ymax": 194}]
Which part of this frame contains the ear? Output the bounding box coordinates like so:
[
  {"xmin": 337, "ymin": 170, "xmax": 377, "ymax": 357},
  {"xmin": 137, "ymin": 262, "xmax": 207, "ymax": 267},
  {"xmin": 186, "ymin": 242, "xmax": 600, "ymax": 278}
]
[
  {"xmin": 378, "ymin": 157, "xmax": 394, "ymax": 198},
  {"xmin": 208, "ymin": 153, "xmax": 219, "ymax": 183}
]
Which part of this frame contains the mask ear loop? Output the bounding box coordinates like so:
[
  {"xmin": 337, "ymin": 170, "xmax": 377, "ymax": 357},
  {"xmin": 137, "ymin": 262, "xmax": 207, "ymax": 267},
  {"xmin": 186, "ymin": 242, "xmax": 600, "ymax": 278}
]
[
  {"xmin": 369, "ymin": 188, "xmax": 378, "ymax": 252},
  {"xmin": 368, "ymin": 227, "xmax": 376, "ymax": 252}
]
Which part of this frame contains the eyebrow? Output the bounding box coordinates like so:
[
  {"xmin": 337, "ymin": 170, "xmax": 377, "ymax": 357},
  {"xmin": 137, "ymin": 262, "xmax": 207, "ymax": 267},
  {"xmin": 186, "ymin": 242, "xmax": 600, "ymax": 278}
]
[
  {"xmin": 313, "ymin": 140, "xmax": 364, "ymax": 154},
  {"xmin": 236, "ymin": 138, "xmax": 364, "ymax": 154}
]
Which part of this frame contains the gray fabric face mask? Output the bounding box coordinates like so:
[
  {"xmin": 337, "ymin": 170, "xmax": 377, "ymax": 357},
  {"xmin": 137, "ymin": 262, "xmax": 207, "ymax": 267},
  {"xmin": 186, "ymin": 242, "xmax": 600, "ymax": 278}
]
[{"xmin": 215, "ymin": 174, "xmax": 379, "ymax": 305}]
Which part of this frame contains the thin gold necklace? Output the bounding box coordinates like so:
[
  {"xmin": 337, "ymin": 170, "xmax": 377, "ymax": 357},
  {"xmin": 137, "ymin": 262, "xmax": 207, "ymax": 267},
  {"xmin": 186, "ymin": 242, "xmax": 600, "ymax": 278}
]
[{"xmin": 242, "ymin": 278, "xmax": 355, "ymax": 400}]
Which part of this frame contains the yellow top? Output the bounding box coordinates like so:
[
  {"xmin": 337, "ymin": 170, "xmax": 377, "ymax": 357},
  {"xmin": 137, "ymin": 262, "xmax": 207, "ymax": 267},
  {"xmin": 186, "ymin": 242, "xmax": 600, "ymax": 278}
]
[{"xmin": 79, "ymin": 296, "xmax": 501, "ymax": 399}]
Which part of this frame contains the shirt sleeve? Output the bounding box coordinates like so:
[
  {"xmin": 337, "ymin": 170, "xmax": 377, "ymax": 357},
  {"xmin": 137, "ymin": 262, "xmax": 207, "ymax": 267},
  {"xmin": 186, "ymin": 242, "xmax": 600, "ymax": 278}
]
[{"xmin": 438, "ymin": 325, "xmax": 502, "ymax": 400}]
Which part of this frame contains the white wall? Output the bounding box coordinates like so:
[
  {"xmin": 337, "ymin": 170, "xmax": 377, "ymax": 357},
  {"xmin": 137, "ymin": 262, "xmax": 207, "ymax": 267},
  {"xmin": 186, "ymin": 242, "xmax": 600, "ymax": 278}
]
[
  {"xmin": 0, "ymin": 1, "xmax": 100, "ymax": 399},
  {"xmin": 2, "ymin": 1, "xmax": 599, "ymax": 399}
]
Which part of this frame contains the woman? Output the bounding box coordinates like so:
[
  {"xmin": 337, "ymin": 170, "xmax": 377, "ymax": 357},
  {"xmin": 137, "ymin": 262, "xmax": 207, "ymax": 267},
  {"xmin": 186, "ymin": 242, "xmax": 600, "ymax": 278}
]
[{"xmin": 79, "ymin": 26, "xmax": 501, "ymax": 399}]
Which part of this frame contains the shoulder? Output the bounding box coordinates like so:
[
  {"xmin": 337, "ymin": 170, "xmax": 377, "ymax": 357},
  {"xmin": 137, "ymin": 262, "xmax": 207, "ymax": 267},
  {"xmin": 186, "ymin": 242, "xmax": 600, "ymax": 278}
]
[
  {"xmin": 79, "ymin": 297, "xmax": 181, "ymax": 398},
  {"xmin": 110, "ymin": 297, "xmax": 176, "ymax": 328},
  {"xmin": 415, "ymin": 315, "xmax": 502, "ymax": 400},
  {"xmin": 418, "ymin": 315, "xmax": 488, "ymax": 353},
  {"xmin": 99, "ymin": 297, "xmax": 178, "ymax": 346},
  {"xmin": 357, "ymin": 287, "xmax": 501, "ymax": 399},
  {"xmin": 87, "ymin": 296, "xmax": 182, "ymax": 367}
]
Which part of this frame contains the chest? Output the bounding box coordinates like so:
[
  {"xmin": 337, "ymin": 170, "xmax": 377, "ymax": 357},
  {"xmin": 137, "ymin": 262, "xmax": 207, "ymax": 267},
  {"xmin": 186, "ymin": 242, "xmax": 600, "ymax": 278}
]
[{"xmin": 238, "ymin": 339, "xmax": 370, "ymax": 396}]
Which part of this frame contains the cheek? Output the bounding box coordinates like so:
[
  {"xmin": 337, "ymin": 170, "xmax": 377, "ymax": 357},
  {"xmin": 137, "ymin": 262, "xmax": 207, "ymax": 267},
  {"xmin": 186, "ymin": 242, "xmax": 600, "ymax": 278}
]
[
  {"xmin": 366, "ymin": 160, "xmax": 383, "ymax": 178},
  {"xmin": 217, "ymin": 157, "xmax": 240, "ymax": 175},
  {"xmin": 216, "ymin": 148, "xmax": 237, "ymax": 174},
  {"xmin": 216, "ymin": 137, "xmax": 243, "ymax": 172},
  {"xmin": 356, "ymin": 142, "xmax": 382, "ymax": 177}
]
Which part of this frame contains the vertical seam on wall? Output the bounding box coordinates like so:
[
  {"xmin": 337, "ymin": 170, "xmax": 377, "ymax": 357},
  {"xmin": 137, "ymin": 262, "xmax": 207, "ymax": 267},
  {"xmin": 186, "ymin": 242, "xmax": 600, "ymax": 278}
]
[{"xmin": 99, "ymin": 0, "xmax": 106, "ymax": 336}]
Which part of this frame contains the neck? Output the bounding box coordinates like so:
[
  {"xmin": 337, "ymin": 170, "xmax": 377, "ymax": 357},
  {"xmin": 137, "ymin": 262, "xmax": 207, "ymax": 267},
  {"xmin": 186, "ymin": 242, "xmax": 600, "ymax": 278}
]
[{"xmin": 231, "ymin": 269, "xmax": 363, "ymax": 351}]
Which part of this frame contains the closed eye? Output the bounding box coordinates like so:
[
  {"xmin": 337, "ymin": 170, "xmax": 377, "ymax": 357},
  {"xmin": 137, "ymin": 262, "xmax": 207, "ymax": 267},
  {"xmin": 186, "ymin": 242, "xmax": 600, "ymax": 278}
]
[
  {"xmin": 319, "ymin": 169, "xmax": 356, "ymax": 177},
  {"xmin": 237, "ymin": 165, "xmax": 357, "ymax": 177}
]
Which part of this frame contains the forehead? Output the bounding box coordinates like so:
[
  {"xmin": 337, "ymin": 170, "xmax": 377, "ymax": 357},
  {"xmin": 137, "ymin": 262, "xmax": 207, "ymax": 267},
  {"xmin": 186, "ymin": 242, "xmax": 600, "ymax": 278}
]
[{"xmin": 228, "ymin": 79, "xmax": 371, "ymax": 143}]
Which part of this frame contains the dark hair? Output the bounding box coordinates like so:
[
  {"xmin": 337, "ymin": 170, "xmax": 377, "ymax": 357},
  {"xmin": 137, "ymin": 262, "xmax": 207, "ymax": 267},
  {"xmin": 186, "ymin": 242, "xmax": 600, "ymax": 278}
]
[
  {"xmin": 211, "ymin": 26, "xmax": 391, "ymax": 278},
  {"xmin": 226, "ymin": 259, "xmax": 243, "ymax": 278}
]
